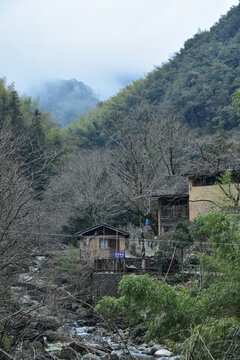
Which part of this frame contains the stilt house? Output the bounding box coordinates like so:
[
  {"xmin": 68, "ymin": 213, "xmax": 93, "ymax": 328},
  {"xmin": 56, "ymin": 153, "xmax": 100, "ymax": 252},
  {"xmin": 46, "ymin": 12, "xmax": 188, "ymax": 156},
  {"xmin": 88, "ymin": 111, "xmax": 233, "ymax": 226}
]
[
  {"xmin": 151, "ymin": 162, "xmax": 240, "ymax": 235},
  {"xmin": 151, "ymin": 175, "xmax": 189, "ymax": 235},
  {"xmin": 76, "ymin": 223, "xmax": 129, "ymax": 261}
]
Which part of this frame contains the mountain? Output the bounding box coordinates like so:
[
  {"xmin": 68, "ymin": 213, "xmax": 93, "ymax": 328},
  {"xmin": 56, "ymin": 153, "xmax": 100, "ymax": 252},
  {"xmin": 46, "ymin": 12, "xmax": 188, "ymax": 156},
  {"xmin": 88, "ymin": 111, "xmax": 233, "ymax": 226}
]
[
  {"xmin": 31, "ymin": 79, "xmax": 99, "ymax": 127},
  {"xmin": 69, "ymin": 4, "xmax": 240, "ymax": 147}
]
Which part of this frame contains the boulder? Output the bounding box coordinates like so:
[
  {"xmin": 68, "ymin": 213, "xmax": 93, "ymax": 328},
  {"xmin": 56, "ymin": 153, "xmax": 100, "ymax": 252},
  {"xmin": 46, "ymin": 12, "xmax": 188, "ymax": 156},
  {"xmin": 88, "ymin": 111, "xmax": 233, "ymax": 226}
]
[
  {"xmin": 147, "ymin": 345, "xmax": 166, "ymax": 355},
  {"xmin": 110, "ymin": 343, "xmax": 122, "ymax": 351},
  {"xmin": 53, "ymin": 273, "xmax": 69, "ymax": 285},
  {"xmin": 82, "ymin": 355, "xmax": 99, "ymax": 360},
  {"xmin": 31, "ymin": 316, "xmax": 60, "ymax": 332},
  {"xmin": 100, "ymin": 354, "xmax": 111, "ymax": 359},
  {"xmin": 23, "ymin": 340, "xmax": 44, "ymax": 351},
  {"xmin": 44, "ymin": 330, "xmax": 61, "ymax": 343},
  {"xmin": 110, "ymin": 351, "xmax": 120, "ymax": 360},
  {"xmin": 154, "ymin": 349, "xmax": 173, "ymax": 357},
  {"xmin": 22, "ymin": 329, "xmax": 43, "ymax": 341},
  {"xmin": 59, "ymin": 347, "xmax": 78, "ymax": 359},
  {"xmin": 76, "ymin": 311, "xmax": 89, "ymax": 322},
  {"xmin": 71, "ymin": 302, "xmax": 79, "ymax": 312},
  {"xmin": 138, "ymin": 343, "xmax": 148, "ymax": 351},
  {"xmin": 69, "ymin": 341, "xmax": 109, "ymax": 357}
]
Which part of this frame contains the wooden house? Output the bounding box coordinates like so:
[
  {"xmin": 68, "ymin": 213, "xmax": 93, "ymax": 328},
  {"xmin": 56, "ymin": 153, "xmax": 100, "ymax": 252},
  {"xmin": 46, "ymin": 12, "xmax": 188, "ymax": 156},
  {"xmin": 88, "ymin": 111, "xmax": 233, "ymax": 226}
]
[
  {"xmin": 76, "ymin": 223, "xmax": 129, "ymax": 261},
  {"xmin": 151, "ymin": 162, "xmax": 240, "ymax": 235},
  {"xmin": 151, "ymin": 175, "xmax": 189, "ymax": 235}
]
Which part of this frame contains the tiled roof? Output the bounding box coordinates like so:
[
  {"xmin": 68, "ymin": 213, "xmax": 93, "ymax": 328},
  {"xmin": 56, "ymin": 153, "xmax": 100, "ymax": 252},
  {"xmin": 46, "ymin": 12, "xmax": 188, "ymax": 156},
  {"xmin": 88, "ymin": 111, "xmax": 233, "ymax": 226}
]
[
  {"xmin": 184, "ymin": 157, "xmax": 240, "ymax": 177},
  {"xmin": 151, "ymin": 175, "xmax": 189, "ymax": 197},
  {"xmin": 75, "ymin": 223, "xmax": 129, "ymax": 237}
]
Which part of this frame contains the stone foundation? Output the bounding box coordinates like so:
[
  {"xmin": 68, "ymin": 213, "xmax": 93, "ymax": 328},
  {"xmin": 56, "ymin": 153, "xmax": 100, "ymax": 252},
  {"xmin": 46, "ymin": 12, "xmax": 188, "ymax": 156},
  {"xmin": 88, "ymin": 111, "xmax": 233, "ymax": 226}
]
[{"xmin": 92, "ymin": 272, "xmax": 124, "ymax": 302}]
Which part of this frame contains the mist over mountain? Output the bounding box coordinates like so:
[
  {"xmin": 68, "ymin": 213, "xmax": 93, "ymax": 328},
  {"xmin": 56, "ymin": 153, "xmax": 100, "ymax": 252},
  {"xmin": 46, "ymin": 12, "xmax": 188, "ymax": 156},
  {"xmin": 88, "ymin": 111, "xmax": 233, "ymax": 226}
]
[
  {"xmin": 69, "ymin": 3, "xmax": 240, "ymax": 147},
  {"xmin": 30, "ymin": 79, "xmax": 99, "ymax": 126}
]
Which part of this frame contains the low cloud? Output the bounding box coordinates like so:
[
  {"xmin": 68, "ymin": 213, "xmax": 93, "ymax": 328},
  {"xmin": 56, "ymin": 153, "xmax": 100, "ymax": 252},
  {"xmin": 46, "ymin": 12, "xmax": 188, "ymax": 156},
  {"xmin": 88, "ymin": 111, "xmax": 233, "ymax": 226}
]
[{"xmin": 0, "ymin": 0, "xmax": 238, "ymax": 99}]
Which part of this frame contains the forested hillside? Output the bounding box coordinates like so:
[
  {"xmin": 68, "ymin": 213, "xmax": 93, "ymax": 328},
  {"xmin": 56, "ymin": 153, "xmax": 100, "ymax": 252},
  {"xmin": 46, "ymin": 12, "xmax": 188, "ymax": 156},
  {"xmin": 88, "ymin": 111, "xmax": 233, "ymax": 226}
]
[
  {"xmin": 69, "ymin": 4, "xmax": 240, "ymax": 147},
  {"xmin": 31, "ymin": 79, "xmax": 98, "ymax": 127},
  {"xmin": 0, "ymin": 78, "xmax": 66, "ymax": 192},
  {"xmin": 0, "ymin": 5, "xmax": 239, "ymax": 242}
]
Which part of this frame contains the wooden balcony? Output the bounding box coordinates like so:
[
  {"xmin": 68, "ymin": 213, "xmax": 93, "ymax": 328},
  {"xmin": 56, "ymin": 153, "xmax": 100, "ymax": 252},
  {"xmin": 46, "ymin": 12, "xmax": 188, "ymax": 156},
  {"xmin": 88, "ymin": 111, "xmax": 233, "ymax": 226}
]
[
  {"xmin": 160, "ymin": 204, "xmax": 189, "ymax": 222},
  {"xmin": 94, "ymin": 257, "xmax": 178, "ymax": 275}
]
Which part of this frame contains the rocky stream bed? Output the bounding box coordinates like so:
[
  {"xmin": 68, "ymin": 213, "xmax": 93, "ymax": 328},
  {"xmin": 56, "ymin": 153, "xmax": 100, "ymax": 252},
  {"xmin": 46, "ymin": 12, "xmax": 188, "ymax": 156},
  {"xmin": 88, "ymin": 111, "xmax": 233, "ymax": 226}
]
[
  {"xmin": 45, "ymin": 323, "xmax": 183, "ymax": 360},
  {"xmin": 10, "ymin": 255, "xmax": 183, "ymax": 360}
]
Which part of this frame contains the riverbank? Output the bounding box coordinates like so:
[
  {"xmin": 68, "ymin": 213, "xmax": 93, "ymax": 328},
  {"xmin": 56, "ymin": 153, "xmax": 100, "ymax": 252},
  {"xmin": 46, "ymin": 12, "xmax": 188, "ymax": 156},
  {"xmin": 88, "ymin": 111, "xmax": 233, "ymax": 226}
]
[{"xmin": 10, "ymin": 254, "xmax": 182, "ymax": 359}]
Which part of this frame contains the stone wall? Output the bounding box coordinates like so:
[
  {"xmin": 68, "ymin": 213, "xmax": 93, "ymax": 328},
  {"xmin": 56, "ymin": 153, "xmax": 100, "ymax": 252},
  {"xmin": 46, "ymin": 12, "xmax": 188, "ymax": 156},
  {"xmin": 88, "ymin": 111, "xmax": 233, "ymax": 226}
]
[{"xmin": 92, "ymin": 273, "xmax": 124, "ymax": 302}]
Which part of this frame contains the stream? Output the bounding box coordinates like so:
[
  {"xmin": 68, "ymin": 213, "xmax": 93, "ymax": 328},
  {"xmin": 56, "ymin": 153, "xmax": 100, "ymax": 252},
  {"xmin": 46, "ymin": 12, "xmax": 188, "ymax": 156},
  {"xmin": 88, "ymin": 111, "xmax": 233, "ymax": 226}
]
[
  {"xmin": 46, "ymin": 324, "xmax": 182, "ymax": 359},
  {"xmin": 13, "ymin": 255, "xmax": 183, "ymax": 360}
]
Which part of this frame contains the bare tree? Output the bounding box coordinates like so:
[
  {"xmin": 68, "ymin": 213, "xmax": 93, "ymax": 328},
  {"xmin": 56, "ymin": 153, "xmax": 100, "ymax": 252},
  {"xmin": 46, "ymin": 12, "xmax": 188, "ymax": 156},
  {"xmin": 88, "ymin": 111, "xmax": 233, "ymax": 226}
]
[
  {"xmin": 152, "ymin": 104, "xmax": 196, "ymax": 175},
  {"xmin": 0, "ymin": 130, "xmax": 40, "ymax": 270},
  {"xmin": 0, "ymin": 129, "xmax": 52, "ymax": 354},
  {"xmin": 107, "ymin": 103, "xmax": 164, "ymax": 232},
  {"xmin": 45, "ymin": 149, "xmax": 127, "ymax": 233},
  {"xmin": 105, "ymin": 102, "xmax": 195, "ymax": 232}
]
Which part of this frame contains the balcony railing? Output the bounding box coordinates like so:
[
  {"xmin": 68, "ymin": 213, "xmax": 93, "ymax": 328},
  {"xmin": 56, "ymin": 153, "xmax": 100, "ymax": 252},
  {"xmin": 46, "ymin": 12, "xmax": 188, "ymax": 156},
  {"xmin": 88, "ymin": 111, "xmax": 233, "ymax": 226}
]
[
  {"xmin": 94, "ymin": 257, "xmax": 178, "ymax": 275},
  {"xmin": 160, "ymin": 205, "xmax": 189, "ymax": 221}
]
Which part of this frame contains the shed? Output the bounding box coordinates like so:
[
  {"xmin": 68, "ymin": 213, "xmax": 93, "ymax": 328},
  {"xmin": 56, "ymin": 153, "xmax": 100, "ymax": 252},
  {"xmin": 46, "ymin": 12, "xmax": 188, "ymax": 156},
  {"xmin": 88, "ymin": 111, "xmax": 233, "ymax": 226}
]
[{"xmin": 76, "ymin": 223, "xmax": 129, "ymax": 261}]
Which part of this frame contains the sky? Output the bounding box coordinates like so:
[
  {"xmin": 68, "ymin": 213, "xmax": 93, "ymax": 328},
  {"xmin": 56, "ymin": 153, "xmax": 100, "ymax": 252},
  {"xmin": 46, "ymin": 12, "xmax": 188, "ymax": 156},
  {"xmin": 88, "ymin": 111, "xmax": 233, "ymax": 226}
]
[{"xmin": 0, "ymin": 0, "xmax": 239, "ymax": 100}]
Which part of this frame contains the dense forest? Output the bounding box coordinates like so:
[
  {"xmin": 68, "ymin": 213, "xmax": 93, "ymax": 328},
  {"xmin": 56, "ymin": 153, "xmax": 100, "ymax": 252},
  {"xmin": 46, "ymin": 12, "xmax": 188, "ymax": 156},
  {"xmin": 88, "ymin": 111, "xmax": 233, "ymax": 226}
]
[{"xmin": 66, "ymin": 4, "xmax": 240, "ymax": 148}]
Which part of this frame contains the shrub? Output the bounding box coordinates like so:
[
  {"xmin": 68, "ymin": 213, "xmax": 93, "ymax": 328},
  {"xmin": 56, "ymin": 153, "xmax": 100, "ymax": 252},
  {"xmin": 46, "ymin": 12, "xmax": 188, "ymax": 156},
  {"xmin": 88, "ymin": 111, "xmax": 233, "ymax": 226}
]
[{"xmin": 182, "ymin": 317, "xmax": 240, "ymax": 359}]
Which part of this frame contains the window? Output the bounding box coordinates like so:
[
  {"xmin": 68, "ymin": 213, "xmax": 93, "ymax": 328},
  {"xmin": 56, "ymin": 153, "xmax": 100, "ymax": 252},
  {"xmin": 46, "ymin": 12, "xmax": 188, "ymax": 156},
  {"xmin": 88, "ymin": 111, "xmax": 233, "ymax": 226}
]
[
  {"xmin": 100, "ymin": 238, "xmax": 108, "ymax": 249},
  {"xmin": 192, "ymin": 176, "xmax": 216, "ymax": 187}
]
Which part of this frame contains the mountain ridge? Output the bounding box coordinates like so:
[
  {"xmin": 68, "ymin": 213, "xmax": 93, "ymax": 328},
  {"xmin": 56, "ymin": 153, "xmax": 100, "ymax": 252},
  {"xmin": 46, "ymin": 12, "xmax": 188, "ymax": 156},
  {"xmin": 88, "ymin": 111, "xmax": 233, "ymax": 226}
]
[{"xmin": 68, "ymin": 4, "xmax": 240, "ymax": 147}]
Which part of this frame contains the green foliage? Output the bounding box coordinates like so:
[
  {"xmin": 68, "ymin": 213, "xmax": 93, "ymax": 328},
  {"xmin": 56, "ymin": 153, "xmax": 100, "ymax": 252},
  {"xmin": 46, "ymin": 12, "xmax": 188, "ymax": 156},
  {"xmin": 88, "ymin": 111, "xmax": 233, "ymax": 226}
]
[
  {"xmin": 0, "ymin": 78, "xmax": 68, "ymax": 194},
  {"xmin": 193, "ymin": 211, "xmax": 240, "ymax": 317},
  {"xmin": 96, "ymin": 210, "xmax": 240, "ymax": 356},
  {"xmin": 131, "ymin": 322, "xmax": 149, "ymax": 339},
  {"xmin": 0, "ymin": 286, "xmax": 23, "ymax": 353},
  {"xmin": 153, "ymin": 249, "xmax": 164, "ymax": 269},
  {"xmin": 118, "ymin": 274, "xmax": 160, "ymax": 312},
  {"xmin": 232, "ymin": 89, "xmax": 240, "ymax": 115},
  {"xmin": 182, "ymin": 317, "xmax": 240, "ymax": 359},
  {"xmin": 68, "ymin": 4, "xmax": 240, "ymax": 148},
  {"xmin": 95, "ymin": 296, "xmax": 126, "ymax": 324},
  {"xmin": 217, "ymin": 168, "xmax": 234, "ymax": 184},
  {"xmin": 117, "ymin": 275, "xmax": 202, "ymax": 341},
  {"xmin": 98, "ymin": 274, "xmax": 202, "ymax": 341},
  {"xmin": 171, "ymin": 222, "xmax": 193, "ymax": 248},
  {"xmin": 1, "ymin": 336, "xmax": 11, "ymax": 351},
  {"xmin": 216, "ymin": 170, "xmax": 240, "ymax": 210},
  {"xmin": 194, "ymin": 210, "xmax": 240, "ymax": 249},
  {"xmin": 53, "ymin": 247, "xmax": 81, "ymax": 288}
]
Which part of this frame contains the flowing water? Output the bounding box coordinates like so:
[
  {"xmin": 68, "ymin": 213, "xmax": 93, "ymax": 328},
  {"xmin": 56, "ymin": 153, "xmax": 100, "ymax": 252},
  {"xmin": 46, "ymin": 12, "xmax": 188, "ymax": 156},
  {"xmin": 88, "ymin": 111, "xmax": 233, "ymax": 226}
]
[{"xmin": 47, "ymin": 325, "xmax": 156, "ymax": 359}]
